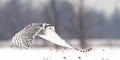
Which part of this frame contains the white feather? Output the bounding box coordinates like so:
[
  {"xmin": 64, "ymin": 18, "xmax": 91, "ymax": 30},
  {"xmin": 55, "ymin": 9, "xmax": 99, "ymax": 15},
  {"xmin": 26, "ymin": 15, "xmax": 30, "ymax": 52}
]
[{"xmin": 38, "ymin": 28, "xmax": 74, "ymax": 49}]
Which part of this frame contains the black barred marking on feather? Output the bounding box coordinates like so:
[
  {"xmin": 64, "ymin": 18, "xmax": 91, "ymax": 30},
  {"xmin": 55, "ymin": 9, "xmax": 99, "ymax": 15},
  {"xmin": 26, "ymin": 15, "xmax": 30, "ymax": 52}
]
[{"xmin": 75, "ymin": 48, "xmax": 93, "ymax": 53}]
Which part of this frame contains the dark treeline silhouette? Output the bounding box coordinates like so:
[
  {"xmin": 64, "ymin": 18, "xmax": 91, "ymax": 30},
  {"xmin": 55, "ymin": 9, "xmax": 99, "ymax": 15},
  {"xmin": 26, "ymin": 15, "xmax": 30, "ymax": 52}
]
[
  {"xmin": 0, "ymin": 0, "xmax": 120, "ymax": 40},
  {"xmin": 84, "ymin": 8, "xmax": 120, "ymax": 39}
]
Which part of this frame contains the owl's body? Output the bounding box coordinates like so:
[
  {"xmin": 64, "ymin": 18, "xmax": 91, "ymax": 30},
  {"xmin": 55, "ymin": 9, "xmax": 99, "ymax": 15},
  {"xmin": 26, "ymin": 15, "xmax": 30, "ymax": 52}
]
[
  {"xmin": 10, "ymin": 23, "xmax": 75, "ymax": 49},
  {"xmin": 11, "ymin": 23, "xmax": 43, "ymax": 48},
  {"xmin": 10, "ymin": 23, "xmax": 92, "ymax": 52}
]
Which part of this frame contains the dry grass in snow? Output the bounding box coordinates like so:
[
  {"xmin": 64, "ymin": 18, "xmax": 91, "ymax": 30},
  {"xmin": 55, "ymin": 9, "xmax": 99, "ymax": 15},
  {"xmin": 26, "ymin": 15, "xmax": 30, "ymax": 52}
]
[{"xmin": 0, "ymin": 47, "xmax": 112, "ymax": 60}]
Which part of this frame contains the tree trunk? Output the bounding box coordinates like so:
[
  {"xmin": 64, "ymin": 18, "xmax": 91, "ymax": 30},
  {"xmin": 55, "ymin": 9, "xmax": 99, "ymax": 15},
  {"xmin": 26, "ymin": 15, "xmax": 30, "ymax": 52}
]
[
  {"xmin": 50, "ymin": 0, "xmax": 59, "ymax": 33},
  {"xmin": 50, "ymin": 0, "xmax": 60, "ymax": 49},
  {"xmin": 78, "ymin": 0, "xmax": 86, "ymax": 49}
]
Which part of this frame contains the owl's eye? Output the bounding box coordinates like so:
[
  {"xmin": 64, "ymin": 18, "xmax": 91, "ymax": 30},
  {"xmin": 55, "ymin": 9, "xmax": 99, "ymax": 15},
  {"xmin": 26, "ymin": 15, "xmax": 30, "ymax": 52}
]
[{"xmin": 49, "ymin": 27, "xmax": 52, "ymax": 29}]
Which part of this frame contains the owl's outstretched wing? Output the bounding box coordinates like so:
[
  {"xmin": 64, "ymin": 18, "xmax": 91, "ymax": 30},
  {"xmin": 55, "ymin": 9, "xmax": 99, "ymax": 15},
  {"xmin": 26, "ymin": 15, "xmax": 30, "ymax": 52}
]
[
  {"xmin": 38, "ymin": 28, "xmax": 75, "ymax": 49},
  {"xmin": 10, "ymin": 23, "xmax": 43, "ymax": 49}
]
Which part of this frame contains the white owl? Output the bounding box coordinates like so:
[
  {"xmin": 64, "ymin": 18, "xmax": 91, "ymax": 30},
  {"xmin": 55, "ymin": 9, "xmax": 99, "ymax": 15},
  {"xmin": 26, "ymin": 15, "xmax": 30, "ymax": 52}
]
[{"xmin": 10, "ymin": 23, "xmax": 74, "ymax": 49}]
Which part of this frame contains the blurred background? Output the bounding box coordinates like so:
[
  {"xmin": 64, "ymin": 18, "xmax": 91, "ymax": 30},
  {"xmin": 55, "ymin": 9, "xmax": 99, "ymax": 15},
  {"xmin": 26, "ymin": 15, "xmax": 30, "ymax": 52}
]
[{"xmin": 0, "ymin": 0, "xmax": 120, "ymax": 48}]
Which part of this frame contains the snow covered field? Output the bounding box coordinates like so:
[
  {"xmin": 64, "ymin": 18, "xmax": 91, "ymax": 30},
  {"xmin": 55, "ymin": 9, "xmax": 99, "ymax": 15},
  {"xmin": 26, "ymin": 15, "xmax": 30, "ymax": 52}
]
[
  {"xmin": 0, "ymin": 39, "xmax": 120, "ymax": 60},
  {"xmin": 0, "ymin": 47, "xmax": 119, "ymax": 60}
]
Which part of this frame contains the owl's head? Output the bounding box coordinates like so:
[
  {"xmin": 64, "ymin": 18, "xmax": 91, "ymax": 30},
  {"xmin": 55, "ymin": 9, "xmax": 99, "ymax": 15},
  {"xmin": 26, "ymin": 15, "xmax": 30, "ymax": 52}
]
[
  {"xmin": 42, "ymin": 23, "xmax": 55, "ymax": 31},
  {"xmin": 36, "ymin": 23, "xmax": 55, "ymax": 35}
]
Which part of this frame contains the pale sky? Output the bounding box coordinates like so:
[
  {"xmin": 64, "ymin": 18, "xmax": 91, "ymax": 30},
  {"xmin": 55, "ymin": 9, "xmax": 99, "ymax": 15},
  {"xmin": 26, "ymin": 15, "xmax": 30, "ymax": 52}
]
[
  {"xmin": 0, "ymin": 0, "xmax": 120, "ymax": 18},
  {"xmin": 70, "ymin": 0, "xmax": 120, "ymax": 18},
  {"xmin": 0, "ymin": 0, "xmax": 10, "ymax": 8},
  {"xmin": 84, "ymin": 0, "xmax": 120, "ymax": 18}
]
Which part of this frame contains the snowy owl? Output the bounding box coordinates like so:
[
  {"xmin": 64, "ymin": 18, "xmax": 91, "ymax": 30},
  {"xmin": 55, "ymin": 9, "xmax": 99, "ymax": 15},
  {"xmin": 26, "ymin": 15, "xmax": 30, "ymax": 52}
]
[{"xmin": 10, "ymin": 23, "xmax": 74, "ymax": 49}]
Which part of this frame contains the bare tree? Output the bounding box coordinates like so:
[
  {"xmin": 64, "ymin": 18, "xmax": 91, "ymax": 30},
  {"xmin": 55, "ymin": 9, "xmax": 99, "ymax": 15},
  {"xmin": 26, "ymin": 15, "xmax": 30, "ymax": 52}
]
[
  {"xmin": 78, "ymin": 0, "xmax": 86, "ymax": 49},
  {"xmin": 50, "ymin": 0, "xmax": 59, "ymax": 33}
]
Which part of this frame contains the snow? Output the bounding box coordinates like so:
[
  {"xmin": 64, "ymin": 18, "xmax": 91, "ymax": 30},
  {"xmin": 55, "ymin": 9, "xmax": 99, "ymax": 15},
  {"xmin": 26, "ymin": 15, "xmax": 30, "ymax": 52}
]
[
  {"xmin": 0, "ymin": 39, "xmax": 120, "ymax": 60},
  {"xmin": 0, "ymin": 47, "xmax": 119, "ymax": 60}
]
